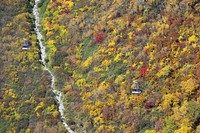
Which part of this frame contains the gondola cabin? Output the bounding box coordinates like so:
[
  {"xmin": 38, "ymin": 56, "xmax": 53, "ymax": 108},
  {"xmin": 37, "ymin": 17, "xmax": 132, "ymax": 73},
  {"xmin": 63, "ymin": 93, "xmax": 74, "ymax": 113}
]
[
  {"xmin": 22, "ymin": 43, "xmax": 31, "ymax": 50},
  {"xmin": 131, "ymin": 80, "xmax": 141, "ymax": 94},
  {"xmin": 132, "ymin": 88, "xmax": 141, "ymax": 94}
]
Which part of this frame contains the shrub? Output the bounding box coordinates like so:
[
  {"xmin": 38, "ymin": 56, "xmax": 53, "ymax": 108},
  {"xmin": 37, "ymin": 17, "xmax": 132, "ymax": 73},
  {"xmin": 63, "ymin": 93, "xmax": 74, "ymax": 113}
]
[{"xmin": 95, "ymin": 33, "xmax": 104, "ymax": 43}]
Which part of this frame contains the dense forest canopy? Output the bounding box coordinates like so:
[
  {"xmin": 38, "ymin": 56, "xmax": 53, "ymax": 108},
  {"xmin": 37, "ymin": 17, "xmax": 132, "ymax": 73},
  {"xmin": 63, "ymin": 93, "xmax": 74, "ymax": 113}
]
[
  {"xmin": 1, "ymin": 0, "xmax": 200, "ymax": 132},
  {"xmin": 0, "ymin": 0, "xmax": 67, "ymax": 132}
]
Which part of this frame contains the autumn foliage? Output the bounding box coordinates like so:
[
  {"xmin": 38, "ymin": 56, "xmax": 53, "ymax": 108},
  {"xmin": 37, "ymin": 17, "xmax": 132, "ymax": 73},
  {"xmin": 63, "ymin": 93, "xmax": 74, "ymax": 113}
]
[
  {"xmin": 0, "ymin": 0, "xmax": 67, "ymax": 132},
  {"xmin": 95, "ymin": 33, "xmax": 104, "ymax": 43},
  {"xmin": 1, "ymin": 0, "xmax": 200, "ymax": 132},
  {"xmin": 39, "ymin": 0, "xmax": 200, "ymax": 132}
]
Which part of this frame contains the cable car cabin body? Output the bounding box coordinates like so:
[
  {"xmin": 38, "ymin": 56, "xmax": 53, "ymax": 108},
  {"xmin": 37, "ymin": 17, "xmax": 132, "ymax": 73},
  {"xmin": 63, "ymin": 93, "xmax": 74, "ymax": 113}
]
[
  {"xmin": 22, "ymin": 43, "xmax": 31, "ymax": 50},
  {"xmin": 22, "ymin": 46, "xmax": 30, "ymax": 50},
  {"xmin": 132, "ymin": 88, "xmax": 141, "ymax": 94}
]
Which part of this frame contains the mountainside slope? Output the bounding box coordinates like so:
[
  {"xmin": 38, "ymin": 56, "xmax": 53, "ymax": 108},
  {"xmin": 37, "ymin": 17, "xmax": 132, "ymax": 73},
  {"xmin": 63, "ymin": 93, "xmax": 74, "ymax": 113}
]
[
  {"xmin": 0, "ymin": 0, "xmax": 67, "ymax": 132},
  {"xmin": 39, "ymin": 0, "xmax": 200, "ymax": 132},
  {"xmin": 1, "ymin": 0, "xmax": 200, "ymax": 132}
]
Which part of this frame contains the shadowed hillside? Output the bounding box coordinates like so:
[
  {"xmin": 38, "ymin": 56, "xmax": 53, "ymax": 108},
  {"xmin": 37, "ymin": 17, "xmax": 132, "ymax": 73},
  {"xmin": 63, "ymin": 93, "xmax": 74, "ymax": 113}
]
[{"xmin": 0, "ymin": 0, "xmax": 67, "ymax": 132}]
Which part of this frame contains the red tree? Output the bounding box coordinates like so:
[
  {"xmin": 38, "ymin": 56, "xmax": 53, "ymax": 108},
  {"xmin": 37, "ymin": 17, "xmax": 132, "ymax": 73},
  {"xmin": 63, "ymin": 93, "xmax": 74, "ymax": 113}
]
[
  {"xmin": 140, "ymin": 67, "xmax": 147, "ymax": 77},
  {"xmin": 96, "ymin": 33, "xmax": 104, "ymax": 43}
]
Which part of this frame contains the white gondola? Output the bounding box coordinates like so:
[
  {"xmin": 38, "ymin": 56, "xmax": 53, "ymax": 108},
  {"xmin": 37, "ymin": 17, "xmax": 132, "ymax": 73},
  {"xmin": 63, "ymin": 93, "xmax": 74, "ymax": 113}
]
[
  {"xmin": 132, "ymin": 80, "xmax": 141, "ymax": 94},
  {"xmin": 22, "ymin": 43, "xmax": 31, "ymax": 50},
  {"xmin": 132, "ymin": 88, "xmax": 141, "ymax": 94}
]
